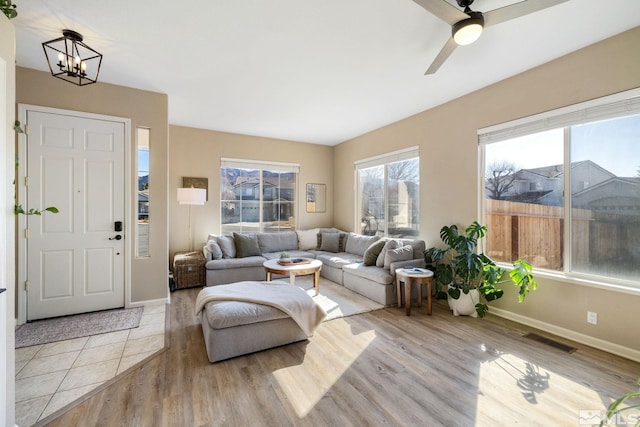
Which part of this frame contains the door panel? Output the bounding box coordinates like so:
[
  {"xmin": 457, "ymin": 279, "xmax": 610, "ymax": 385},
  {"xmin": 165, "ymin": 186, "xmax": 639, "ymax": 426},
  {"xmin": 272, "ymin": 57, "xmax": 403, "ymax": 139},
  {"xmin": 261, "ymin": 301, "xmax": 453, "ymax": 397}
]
[
  {"xmin": 27, "ymin": 110, "xmax": 125, "ymax": 320},
  {"xmin": 42, "ymin": 157, "xmax": 73, "ymax": 233},
  {"xmin": 41, "ymin": 250, "xmax": 73, "ymax": 298},
  {"xmin": 86, "ymin": 248, "xmax": 114, "ymax": 294}
]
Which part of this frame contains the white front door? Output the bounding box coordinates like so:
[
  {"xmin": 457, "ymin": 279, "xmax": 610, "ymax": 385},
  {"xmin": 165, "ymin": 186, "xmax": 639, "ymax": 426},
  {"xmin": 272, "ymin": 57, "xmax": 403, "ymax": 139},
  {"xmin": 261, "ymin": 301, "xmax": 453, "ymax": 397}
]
[{"xmin": 26, "ymin": 110, "xmax": 125, "ymax": 320}]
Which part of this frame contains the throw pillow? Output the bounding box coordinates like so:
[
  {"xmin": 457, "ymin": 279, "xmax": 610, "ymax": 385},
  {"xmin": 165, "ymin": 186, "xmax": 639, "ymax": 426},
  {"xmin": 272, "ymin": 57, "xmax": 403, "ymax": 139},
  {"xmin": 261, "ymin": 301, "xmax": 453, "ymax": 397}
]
[
  {"xmin": 384, "ymin": 245, "xmax": 414, "ymax": 269},
  {"xmin": 215, "ymin": 234, "xmax": 236, "ymax": 259},
  {"xmin": 362, "ymin": 239, "xmax": 386, "ymax": 266},
  {"xmin": 376, "ymin": 239, "xmax": 399, "ymax": 268},
  {"xmin": 319, "ymin": 232, "xmax": 340, "ymax": 252},
  {"xmin": 296, "ymin": 228, "xmax": 319, "ymax": 250},
  {"xmin": 204, "ymin": 240, "xmax": 223, "ymax": 261},
  {"xmin": 345, "ymin": 233, "xmax": 380, "ymax": 256},
  {"xmin": 338, "ymin": 233, "xmax": 349, "ymax": 252},
  {"xmin": 233, "ymin": 232, "xmax": 262, "ymax": 258}
]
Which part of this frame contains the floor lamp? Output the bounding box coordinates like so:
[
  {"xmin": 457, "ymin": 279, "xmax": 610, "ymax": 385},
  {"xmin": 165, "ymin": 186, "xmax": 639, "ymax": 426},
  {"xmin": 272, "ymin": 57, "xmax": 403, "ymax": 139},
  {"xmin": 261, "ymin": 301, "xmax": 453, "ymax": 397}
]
[{"xmin": 177, "ymin": 187, "xmax": 207, "ymax": 252}]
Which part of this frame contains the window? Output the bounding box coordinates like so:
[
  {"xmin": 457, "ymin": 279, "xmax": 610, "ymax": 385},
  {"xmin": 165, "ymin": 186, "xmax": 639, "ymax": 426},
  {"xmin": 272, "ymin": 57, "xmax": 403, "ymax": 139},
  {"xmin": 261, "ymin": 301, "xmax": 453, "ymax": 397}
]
[
  {"xmin": 136, "ymin": 127, "xmax": 150, "ymax": 257},
  {"xmin": 220, "ymin": 158, "xmax": 299, "ymax": 234},
  {"xmin": 356, "ymin": 147, "xmax": 419, "ymax": 238},
  {"xmin": 480, "ymin": 90, "xmax": 640, "ymax": 286}
]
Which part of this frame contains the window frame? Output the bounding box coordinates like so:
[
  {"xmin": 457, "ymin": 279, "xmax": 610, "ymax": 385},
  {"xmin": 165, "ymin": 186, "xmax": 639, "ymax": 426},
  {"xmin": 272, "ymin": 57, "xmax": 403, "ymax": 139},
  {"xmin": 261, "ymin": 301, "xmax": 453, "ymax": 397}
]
[
  {"xmin": 135, "ymin": 127, "xmax": 150, "ymax": 258},
  {"xmin": 220, "ymin": 158, "xmax": 299, "ymax": 234},
  {"xmin": 355, "ymin": 146, "xmax": 420, "ymax": 238},
  {"xmin": 478, "ymin": 88, "xmax": 640, "ymax": 295}
]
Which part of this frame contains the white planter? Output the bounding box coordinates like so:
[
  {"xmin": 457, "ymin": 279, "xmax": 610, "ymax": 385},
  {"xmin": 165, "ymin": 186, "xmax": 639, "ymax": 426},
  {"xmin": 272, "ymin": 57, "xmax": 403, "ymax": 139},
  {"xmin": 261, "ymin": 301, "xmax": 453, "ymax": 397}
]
[{"xmin": 447, "ymin": 288, "xmax": 479, "ymax": 318}]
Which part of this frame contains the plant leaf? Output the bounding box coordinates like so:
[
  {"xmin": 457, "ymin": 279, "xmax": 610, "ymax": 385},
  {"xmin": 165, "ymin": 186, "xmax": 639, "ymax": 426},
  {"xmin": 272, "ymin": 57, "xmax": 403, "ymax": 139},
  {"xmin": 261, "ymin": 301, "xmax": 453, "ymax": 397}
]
[{"xmin": 475, "ymin": 303, "xmax": 489, "ymax": 318}]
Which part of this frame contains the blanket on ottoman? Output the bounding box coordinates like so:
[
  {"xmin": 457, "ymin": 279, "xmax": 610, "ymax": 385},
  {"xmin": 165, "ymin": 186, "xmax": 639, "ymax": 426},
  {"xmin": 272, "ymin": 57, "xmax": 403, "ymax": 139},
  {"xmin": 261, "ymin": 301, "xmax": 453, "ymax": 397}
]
[{"xmin": 195, "ymin": 281, "xmax": 326, "ymax": 336}]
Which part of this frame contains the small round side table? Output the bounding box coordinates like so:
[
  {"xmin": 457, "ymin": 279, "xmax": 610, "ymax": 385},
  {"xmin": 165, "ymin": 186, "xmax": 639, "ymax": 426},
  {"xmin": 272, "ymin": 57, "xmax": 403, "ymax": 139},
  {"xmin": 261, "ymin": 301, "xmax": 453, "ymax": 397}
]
[{"xmin": 395, "ymin": 268, "xmax": 434, "ymax": 316}]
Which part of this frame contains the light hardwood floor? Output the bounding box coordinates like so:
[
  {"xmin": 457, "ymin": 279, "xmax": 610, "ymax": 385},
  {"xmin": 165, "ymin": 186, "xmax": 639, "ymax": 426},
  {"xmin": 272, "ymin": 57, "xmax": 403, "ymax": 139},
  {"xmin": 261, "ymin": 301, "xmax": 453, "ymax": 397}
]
[{"xmin": 38, "ymin": 288, "xmax": 640, "ymax": 427}]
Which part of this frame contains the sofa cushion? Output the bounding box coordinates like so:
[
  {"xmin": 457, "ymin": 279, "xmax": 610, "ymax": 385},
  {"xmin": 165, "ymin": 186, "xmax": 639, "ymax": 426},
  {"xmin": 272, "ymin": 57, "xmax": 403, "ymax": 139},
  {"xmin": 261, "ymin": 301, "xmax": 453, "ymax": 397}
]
[
  {"xmin": 342, "ymin": 263, "xmax": 394, "ymax": 285},
  {"xmin": 205, "ymin": 256, "xmax": 266, "ymax": 270},
  {"xmin": 384, "ymin": 245, "xmax": 414, "ymax": 269},
  {"xmin": 257, "ymin": 231, "xmax": 298, "ymax": 254},
  {"xmin": 345, "ymin": 233, "xmax": 380, "ymax": 257},
  {"xmin": 395, "ymin": 239, "xmax": 426, "ymax": 259},
  {"xmin": 317, "ymin": 231, "xmax": 348, "ymax": 252},
  {"xmin": 296, "ymin": 228, "xmax": 319, "ymax": 250},
  {"xmin": 233, "ymin": 233, "xmax": 262, "ymax": 258},
  {"xmin": 315, "ymin": 252, "xmax": 362, "ymax": 269},
  {"xmin": 204, "ymin": 240, "xmax": 223, "ymax": 261},
  {"xmin": 319, "ymin": 232, "xmax": 340, "ymax": 252},
  {"xmin": 376, "ymin": 239, "xmax": 400, "ymax": 267},
  {"xmin": 215, "ymin": 234, "xmax": 236, "ymax": 259},
  {"xmin": 204, "ymin": 300, "xmax": 289, "ymax": 329},
  {"xmin": 363, "ymin": 239, "xmax": 386, "ymax": 266}
]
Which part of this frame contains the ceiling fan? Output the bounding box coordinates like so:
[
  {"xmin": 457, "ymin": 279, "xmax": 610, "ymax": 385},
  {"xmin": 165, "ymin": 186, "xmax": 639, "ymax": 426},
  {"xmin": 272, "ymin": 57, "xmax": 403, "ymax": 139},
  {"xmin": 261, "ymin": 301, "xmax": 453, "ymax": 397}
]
[{"xmin": 412, "ymin": 0, "xmax": 569, "ymax": 74}]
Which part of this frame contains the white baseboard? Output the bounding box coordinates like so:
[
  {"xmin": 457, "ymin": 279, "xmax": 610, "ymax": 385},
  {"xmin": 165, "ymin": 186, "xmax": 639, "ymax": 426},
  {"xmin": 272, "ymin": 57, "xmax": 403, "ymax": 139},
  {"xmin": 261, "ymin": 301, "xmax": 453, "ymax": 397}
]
[
  {"xmin": 490, "ymin": 307, "xmax": 640, "ymax": 363},
  {"xmin": 128, "ymin": 297, "xmax": 169, "ymax": 308}
]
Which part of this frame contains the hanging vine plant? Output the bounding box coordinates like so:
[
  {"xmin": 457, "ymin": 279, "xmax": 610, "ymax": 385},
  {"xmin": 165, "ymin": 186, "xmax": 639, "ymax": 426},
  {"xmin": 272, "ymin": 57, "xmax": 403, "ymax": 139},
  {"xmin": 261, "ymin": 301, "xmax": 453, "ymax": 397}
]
[{"xmin": 1, "ymin": 0, "xmax": 18, "ymax": 19}]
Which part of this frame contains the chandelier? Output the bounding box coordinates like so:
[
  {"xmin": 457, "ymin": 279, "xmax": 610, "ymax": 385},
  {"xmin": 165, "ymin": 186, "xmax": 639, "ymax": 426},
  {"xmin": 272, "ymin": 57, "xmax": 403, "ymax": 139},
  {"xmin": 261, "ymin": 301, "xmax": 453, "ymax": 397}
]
[{"xmin": 42, "ymin": 29, "xmax": 103, "ymax": 86}]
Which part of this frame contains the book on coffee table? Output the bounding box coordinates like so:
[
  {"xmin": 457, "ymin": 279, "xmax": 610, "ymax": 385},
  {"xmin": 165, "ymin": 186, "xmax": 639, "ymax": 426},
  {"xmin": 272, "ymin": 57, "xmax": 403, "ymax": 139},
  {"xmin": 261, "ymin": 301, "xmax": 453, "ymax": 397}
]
[{"xmin": 278, "ymin": 258, "xmax": 311, "ymax": 266}]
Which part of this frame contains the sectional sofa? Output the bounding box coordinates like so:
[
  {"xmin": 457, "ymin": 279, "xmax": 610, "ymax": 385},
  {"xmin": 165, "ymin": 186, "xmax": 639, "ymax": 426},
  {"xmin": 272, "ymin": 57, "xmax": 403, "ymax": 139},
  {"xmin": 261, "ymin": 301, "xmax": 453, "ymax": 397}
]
[{"xmin": 202, "ymin": 228, "xmax": 425, "ymax": 306}]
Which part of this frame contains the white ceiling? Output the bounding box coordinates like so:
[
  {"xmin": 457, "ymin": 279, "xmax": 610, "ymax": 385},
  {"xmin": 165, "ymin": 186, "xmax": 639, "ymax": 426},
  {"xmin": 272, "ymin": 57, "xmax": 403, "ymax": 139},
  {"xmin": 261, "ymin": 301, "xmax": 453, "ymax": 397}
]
[{"xmin": 11, "ymin": 0, "xmax": 640, "ymax": 145}]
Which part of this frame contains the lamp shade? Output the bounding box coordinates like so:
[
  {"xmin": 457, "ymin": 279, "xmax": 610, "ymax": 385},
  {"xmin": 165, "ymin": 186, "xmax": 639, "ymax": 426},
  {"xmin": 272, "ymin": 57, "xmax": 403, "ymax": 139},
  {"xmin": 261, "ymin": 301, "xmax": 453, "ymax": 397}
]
[
  {"xmin": 452, "ymin": 12, "xmax": 484, "ymax": 46},
  {"xmin": 177, "ymin": 188, "xmax": 206, "ymax": 205}
]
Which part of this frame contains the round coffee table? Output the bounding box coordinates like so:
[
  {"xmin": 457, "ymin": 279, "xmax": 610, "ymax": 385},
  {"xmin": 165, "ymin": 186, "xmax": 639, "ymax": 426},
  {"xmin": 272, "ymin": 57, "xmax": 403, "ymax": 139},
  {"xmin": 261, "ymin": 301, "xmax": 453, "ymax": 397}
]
[
  {"xmin": 263, "ymin": 258, "xmax": 323, "ymax": 295},
  {"xmin": 395, "ymin": 268, "xmax": 434, "ymax": 316}
]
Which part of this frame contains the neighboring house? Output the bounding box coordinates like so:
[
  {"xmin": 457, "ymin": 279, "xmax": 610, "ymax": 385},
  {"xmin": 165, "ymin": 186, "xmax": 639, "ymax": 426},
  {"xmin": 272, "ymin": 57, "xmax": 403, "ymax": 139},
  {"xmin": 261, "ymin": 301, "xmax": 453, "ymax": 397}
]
[
  {"xmin": 225, "ymin": 175, "xmax": 296, "ymax": 224},
  {"xmin": 138, "ymin": 190, "xmax": 149, "ymax": 220},
  {"xmin": 497, "ymin": 160, "xmax": 618, "ymax": 206},
  {"xmin": 572, "ymin": 176, "xmax": 640, "ymax": 216}
]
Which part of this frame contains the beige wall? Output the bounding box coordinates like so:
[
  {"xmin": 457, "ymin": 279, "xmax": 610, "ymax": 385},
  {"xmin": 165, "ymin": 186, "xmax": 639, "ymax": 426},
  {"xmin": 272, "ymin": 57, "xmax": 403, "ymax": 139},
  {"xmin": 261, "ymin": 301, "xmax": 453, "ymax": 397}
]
[
  {"xmin": 168, "ymin": 125, "xmax": 333, "ymax": 258},
  {"xmin": 16, "ymin": 66, "xmax": 169, "ymax": 304},
  {"xmin": 334, "ymin": 27, "xmax": 640, "ymax": 355}
]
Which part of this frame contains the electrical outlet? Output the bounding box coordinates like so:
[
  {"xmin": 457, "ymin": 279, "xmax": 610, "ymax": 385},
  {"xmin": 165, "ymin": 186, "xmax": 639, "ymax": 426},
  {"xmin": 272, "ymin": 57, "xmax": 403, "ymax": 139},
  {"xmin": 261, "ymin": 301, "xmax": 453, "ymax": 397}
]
[{"xmin": 587, "ymin": 311, "xmax": 598, "ymax": 325}]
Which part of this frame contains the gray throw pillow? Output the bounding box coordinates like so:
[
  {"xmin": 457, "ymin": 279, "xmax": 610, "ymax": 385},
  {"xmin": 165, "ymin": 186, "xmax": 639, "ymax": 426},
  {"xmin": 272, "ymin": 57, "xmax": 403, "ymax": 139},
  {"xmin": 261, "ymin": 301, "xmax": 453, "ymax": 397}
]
[
  {"xmin": 233, "ymin": 232, "xmax": 262, "ymax": 258},
  {"xmin": 215, "ymin": 234, "xmax": 236, "ymax": 259},
  {"xmin": 204, "ymin": 240, "xmax": 223, "ymax": 261},
  {"xmin": 319, "ymin": 232, "xmax": 340, "ymax": 252},
  {"xmin": 345, "ymin": 233, "xmax": 380, "ymax": 256},
  {"xmin": 363, "ymin": 239, "xmax": 386, "ymax": 266},
  {"xmin": 376, "ymin": 239, "xmax": 399, "ymax": 267},
  {"xmin": 384, "ymin": 245, "xmax": 414, "ymax": 269}
]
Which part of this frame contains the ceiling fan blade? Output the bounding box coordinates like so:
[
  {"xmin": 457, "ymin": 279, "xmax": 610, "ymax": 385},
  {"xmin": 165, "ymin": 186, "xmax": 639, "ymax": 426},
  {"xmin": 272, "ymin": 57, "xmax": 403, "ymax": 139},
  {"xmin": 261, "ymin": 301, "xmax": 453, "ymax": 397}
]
[
  {"xmin": 412, "ymin": 0, "xmax": 468, "ymax": 25},
  {"xmin": 425, "ymin": 37, "xmax": 458, "ymax": 75},
  {"xmin": 483, "ymin": 0, "xmax": 569, "ymax": 28}
]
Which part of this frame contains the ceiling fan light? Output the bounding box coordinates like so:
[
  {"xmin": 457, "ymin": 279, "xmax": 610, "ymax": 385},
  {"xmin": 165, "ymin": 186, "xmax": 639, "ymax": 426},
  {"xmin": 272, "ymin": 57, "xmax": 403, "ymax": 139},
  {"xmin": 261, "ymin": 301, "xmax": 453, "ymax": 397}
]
[{"xmin": 452, "ymin": 12, "xmax": 484, "ymax": 46}]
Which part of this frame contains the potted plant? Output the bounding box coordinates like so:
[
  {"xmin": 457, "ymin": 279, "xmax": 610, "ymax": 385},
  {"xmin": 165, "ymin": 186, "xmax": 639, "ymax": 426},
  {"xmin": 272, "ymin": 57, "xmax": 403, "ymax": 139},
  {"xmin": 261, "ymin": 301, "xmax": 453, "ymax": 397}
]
[{"xmin": 424, "ymin": 221, "xmax": 536, "ymax": 318}]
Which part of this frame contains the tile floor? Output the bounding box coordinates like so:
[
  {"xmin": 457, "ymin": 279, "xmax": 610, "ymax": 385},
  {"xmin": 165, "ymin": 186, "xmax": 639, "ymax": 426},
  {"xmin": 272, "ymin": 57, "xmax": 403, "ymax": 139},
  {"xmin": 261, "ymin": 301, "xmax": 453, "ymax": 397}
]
[{"xmin": 14, "ymin": 304, "xmax": 167, "ymax": 426}]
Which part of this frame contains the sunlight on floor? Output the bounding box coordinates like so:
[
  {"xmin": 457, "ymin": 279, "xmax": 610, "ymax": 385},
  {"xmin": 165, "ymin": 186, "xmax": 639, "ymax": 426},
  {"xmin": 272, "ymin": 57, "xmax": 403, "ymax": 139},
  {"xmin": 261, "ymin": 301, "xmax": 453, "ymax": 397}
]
[
  {"xmin": 272, "ymin": 318, "xmax": 377, "ymax": 418},
  {"xmin": 474, "ymin": 343, "xmax": 608, "ymax": 426}
]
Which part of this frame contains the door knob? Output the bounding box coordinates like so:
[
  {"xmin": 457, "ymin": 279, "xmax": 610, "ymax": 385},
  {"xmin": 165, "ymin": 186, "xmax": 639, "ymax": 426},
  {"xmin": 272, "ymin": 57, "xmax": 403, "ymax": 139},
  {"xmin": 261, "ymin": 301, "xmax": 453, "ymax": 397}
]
[{"xmin": 109, "ymin": 235, "xmax": 122, "ymax": 240}]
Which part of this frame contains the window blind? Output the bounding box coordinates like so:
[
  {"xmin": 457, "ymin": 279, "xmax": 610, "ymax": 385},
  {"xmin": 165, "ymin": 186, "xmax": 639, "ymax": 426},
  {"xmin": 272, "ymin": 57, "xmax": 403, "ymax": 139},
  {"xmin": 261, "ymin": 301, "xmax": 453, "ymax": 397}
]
[
  {"xmin": 221, "ymin": 158, "xmax": 300, "ymax": 173},
  {"xmin": 478, "ymin": 88, "xmax": 640, "ymax": 145},
  {"xmin": 355, "ymin": 146, "xmax": 419, "ymax": 170}
]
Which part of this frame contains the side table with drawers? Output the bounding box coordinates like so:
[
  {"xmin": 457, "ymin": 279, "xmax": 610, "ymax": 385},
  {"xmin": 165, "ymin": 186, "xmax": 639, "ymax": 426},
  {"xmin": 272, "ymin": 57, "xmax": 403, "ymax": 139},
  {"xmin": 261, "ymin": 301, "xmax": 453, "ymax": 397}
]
[{"xmin": 171, "ymin": 251, "xmax": 206, "ymax": 291}]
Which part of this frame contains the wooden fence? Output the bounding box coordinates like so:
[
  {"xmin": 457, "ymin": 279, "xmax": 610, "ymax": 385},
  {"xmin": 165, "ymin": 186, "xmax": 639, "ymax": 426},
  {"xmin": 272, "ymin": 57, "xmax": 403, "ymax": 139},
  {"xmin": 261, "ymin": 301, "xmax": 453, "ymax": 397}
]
[{"xmin": 485, "ymin": 199, "xmax": 595, "ymax": 270}]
